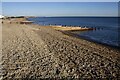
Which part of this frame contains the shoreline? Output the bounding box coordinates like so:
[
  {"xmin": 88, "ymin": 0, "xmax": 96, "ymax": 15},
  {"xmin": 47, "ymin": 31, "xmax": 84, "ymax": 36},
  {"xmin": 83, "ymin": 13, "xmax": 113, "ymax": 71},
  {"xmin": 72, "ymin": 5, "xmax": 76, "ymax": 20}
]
[
  {"xmin": 3, "ymin": 16, "xmax": 120, "ymax": 52},
  {"xmin": 26, "ymin": 18, "xmax": 119, "ymax": 50},
  {"xmin": 2, "ymin": 18, "xmax": 120, "ymax": 79},
  {"xmin": 3, "ymin": 17, "xmax": 119, "ymax": 52},
  {"xmin": 60, "ymin": 30, "xmax": 120, "ymax": 50},
  {"xmin": 28, "ymin": 24, "xmax": 120, "ymax": 50}
]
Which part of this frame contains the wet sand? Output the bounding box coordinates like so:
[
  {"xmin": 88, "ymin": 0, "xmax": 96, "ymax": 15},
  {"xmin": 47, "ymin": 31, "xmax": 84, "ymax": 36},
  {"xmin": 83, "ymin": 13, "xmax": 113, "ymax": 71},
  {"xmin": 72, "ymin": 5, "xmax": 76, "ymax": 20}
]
[{"xmin": 1, "ymin": 19, "xmax": 120, "ymax": 79}]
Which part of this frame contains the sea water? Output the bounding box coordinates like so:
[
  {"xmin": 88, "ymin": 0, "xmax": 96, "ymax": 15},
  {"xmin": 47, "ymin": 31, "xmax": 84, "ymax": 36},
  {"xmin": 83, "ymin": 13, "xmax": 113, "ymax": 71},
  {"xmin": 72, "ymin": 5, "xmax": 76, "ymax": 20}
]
[{"xmin": 28, "ymin": 17, "xmax": 120, "ymax": 48}]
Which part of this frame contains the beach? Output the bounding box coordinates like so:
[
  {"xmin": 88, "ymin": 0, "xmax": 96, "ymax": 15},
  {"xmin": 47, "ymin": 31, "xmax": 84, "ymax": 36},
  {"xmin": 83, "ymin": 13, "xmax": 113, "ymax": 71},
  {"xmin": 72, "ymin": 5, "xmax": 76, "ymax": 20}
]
[{"xmin": 1, "ymin": 18, "xmax": 120, "ymax": 79}]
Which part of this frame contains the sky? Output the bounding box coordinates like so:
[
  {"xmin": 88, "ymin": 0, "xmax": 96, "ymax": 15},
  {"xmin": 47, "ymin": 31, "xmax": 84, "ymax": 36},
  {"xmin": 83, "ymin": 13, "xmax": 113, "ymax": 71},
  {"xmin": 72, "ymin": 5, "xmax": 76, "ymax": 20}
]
[
  {"xmin": 1, "ymin": 2, "xmax": 119, "ymax": 17},
  {"xmin": 1, "ymin": 0, "xmax": 120, "ymax": 2}
]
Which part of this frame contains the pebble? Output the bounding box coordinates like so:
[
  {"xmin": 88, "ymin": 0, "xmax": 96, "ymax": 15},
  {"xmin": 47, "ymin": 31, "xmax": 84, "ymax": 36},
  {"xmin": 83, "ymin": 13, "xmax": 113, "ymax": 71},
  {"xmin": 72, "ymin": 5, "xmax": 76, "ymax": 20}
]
[{"xmin": 2, "ymin": 22, "xmax": 119, "ymax": 79}]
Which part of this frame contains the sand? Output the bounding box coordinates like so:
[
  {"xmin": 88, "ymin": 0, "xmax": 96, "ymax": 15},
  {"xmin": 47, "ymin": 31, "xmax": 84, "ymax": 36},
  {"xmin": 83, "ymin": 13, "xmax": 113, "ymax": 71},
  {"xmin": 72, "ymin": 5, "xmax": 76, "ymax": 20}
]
[{"xmin": 1, "ymin": 19, "xmax": 120, "ymax": 79}]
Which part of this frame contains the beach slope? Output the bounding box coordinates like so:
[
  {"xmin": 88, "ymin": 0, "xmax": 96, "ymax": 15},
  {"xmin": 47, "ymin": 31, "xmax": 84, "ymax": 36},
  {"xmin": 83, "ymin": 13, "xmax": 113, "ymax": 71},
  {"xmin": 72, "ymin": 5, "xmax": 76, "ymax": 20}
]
[{"xmin": 1, "ymin": 21, "xmax": 120, "ymax": 79}]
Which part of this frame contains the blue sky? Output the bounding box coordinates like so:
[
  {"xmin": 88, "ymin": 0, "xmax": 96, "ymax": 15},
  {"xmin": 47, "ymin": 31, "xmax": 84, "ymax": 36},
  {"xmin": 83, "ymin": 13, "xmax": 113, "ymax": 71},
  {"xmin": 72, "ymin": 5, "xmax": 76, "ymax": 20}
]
[
  {"xmin": 2, "ymin": 2, "xmax": 118, "ymax": 17},
  {"xmin": 1, "ymin": 0, "xmax": 120, "ymax": 2}
]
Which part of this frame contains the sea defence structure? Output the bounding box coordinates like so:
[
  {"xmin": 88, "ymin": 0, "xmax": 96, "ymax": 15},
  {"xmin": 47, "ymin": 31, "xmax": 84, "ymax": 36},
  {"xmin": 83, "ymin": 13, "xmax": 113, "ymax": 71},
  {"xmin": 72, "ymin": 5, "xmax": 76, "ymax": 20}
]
[
  {"xmin": 51, "ymin": 25, "xmax": 95, "ymax": 31},
  {"xmin": 19, "ymin": 21, "xmax": 33, "ymax": 24}
]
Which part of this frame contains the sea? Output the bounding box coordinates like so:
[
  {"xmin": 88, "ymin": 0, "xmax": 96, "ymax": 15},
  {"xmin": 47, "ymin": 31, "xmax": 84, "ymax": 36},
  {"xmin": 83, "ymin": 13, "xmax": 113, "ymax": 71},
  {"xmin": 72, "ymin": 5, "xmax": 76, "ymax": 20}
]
[{"xmin": 27, "ymin": 17, "xmax": 120, "ymax": 48}]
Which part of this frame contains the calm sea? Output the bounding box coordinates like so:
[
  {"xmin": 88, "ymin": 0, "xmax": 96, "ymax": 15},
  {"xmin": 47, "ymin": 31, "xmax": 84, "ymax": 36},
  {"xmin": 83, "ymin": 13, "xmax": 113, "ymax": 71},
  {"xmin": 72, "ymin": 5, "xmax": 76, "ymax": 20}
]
[{"xmin": 28, "ymin": 17, "xmax": 120, "ymax": 48}]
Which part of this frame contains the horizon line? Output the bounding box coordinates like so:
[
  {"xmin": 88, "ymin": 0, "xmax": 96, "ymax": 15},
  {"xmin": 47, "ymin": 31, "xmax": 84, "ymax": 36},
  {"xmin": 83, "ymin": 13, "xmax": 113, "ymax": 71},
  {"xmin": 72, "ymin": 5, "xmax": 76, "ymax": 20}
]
[{"xmin": 2, "ymin": 15, "xmax": 119, "ymax": 17}]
